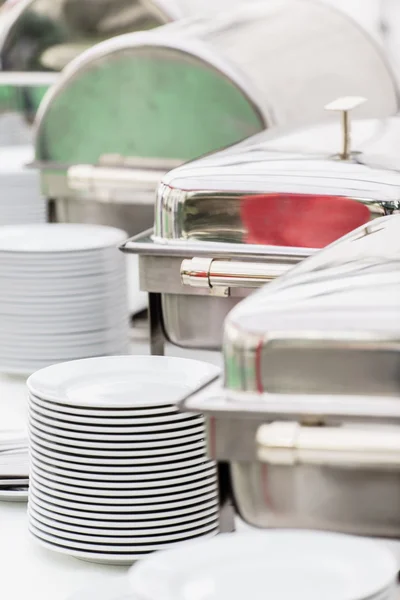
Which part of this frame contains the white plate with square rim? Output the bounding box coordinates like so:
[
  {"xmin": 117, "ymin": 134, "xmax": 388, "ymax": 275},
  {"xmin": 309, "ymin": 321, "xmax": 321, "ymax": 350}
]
[
  {"xmin": 127, "ymin": 530, "xmax": 398, "ymax": 600},
  {"xmin": 27, "ymin": 356, "xmax": 221, "ymax": 408}
]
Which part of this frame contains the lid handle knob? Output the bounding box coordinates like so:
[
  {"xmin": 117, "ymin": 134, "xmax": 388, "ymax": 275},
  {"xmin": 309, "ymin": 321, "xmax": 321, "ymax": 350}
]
[{"xmin": 324, "ymin": 96, "xmax": 367, "ymax": 160}]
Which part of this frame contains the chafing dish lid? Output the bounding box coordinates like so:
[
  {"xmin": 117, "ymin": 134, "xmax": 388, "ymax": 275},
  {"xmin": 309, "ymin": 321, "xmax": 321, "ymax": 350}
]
[
  {"xmin": 155, "ymin": 117, "xmax": 400, "ymax": 244},
  {"xmin": 222, "ymin": 215, "xmax": 400, "ymax": 398}
]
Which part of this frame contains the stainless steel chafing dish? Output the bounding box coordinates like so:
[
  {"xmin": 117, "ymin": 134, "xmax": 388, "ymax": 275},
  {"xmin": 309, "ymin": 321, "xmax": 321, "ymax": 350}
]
[
  {"xmin": 34, "ymin": 0, "xmax": 398, "ymax": 239},
  {"xmin": 121, "ymin": 99, "xmax": 400, "ymax": 352},
  {"xmin": 180, "ymin": 214, "xmax": 400, "ymax": 538},
  {"xmin": 0, "ymin": 0, "xmax": 178, "ymax": 134}
]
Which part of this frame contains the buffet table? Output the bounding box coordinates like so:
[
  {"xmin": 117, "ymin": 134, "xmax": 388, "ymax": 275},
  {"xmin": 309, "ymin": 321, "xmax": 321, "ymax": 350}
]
[
  {"xmin": 1, "ymin": 329, "xmax": 399, "ymax": 600},
  {"xmin": 0, "ymin": 330, "xmax": 225, "ymax": 600}
]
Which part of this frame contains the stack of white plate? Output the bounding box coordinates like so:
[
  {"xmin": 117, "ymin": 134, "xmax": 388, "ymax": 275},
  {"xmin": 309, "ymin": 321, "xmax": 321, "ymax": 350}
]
[
  {"xmin": 0, "ymin": 146, "xmax": 46, "ymax": 225},
  {"xmin": 0, "ymin": 223, "xmax": 129, "ymax": 374},
  {"xmin": 27, "ymin": 356, "xmax": 221, "ymax": 565},
  {"xmin": 128, "ymin": 530, "xmax": 399, "ymax": 600}
]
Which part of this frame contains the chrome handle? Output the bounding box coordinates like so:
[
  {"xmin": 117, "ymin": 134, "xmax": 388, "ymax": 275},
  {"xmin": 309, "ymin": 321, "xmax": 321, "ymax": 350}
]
[
  {"xmin": 180, "ymin": 257, "xmax": 291, "ymax": 295},
  {"xmin": 257, "ymin": 422, "xmax": 400, "ymax": 468},
  {"xmin": 324, "ymin": 96, "xmax": 367, "ymax": 159}
]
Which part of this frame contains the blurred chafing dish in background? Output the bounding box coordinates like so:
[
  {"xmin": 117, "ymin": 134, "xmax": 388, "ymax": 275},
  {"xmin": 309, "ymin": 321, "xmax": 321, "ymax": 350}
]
[{"xmin": 35, "ymin": 0, "xmax": 398, "ymax": 239}]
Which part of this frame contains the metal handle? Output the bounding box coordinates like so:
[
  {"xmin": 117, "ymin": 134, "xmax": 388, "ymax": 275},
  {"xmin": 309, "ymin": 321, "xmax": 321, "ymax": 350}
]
[
  {"xmin": 324, "ymin": 96, "xmax": 367, "ymax": 160},
  {"xmin": 67, "ymin": 164, "xmax": 166, "ymax": 204},
  {"xmin": 181, "ymin": 257, "xmax": 291, "ymax": 295},
  {"xmin": 257, "ymin": 422, "xmax": 400, "ymax": 468}
]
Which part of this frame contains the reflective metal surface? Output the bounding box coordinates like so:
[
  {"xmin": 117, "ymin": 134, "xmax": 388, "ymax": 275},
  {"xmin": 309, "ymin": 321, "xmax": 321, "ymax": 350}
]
[
  {"xmin": 124, "ymin": 114, "xmax": 400, "ymax": 349},
  {"xmin": 36, "ymin": 0, "xmax": 398, "ymax": 195},
  {"xmin": 178, "ymin": 215, "xmax": 400, "ymax": 535},
  {"xmin": 224, "ymin": 214, "xmax": 400, "ymax": 397}
]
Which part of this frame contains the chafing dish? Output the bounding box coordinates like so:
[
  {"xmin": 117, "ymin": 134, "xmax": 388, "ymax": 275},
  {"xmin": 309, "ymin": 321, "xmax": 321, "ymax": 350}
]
[
  {"xmin": 34, "ymin": 0, "xmax": 398, "ymax": 239},
  {"xmin": 0, "ymin": 0, "xmax": 174, "ymax": 129},
  {"xmin": 180, "ymin": 214, "xmax": 400, "ymax": 538},
  {"xmin": 121, "ymin": 100, "xmax": 400, "ymax": 352}
]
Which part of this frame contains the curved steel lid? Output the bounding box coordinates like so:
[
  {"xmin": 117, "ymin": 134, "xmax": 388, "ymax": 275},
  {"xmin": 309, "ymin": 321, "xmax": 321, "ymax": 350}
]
[
  {"xmin": 156, "ymin": 115, "xmax": 400, "ymax": 244},
  {"xmin": 223, "ymin": 214, "xmax": 400, "ymax": 398},
  {"xmin": 35, "ymin": 0, "xmax": 398, "ymax": 168}
]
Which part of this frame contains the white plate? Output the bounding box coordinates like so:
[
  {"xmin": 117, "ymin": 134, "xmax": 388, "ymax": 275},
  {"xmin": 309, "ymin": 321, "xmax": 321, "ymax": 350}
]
[
  {"xmin": 30, "ymin": 439, "xmax": 207, "ymax": 466},
  {"xmin": 29, "ymin": 497, "xmax": 219, "ymax": 527},
  {"xmin": 31, "ymin": 462, "xmax": 215, "ymax": 491},
  {"xmin": 30, "ymin": 526, "xmax": 217, "ymax": 565},
  {"xmin": 29, "ymin": 406, "xmax": 201, "ymax": 429},
  {"xmin": 29, "ymin": 395, "xmax": 179, "ymax": 419},
  {"xmin": 29, "ymin": 420, "xmax": 205, "ymax": 449},
  {"xmin": 29, "ymin": 429, "xmax": 206, "ymax": 457},
  {"xmin": 30, "ymin": 456, "xmax": 215, "ymax": 483},
  {"xmin": 127, "ymin": 531, "xmax": 398, "ymax": 600},
  {"xmin": 29, "ymin": 513, "xmax": 218, "ymax": 545},
  {"xmin": 29, "ymin": 520, "xmax": 218, "ymax": 553},
  {"xmin": 0, "ymin": 338, "xmax": 129, "ymax": 358},
  {"xmin": 30, "ymin": 479, "xmax": 218, "ymax": 507},
  {"xmin": 29, "ymin": 504, "xmax": 218, "ymax": 536},
  {"xmin": 0, "ymin": 224, "xmax": 127, "ymax": 252},
  {"xmin": 30, "ymin": 465, "xmax": 217, "ymax": 502},
  {"xmin": 29, "ymin": 411, "xmax": 203, "ymax": 434},
  {"xmin": 30, "ymin": 447, "xmax": 210, "ymax": 474},
  {"xmin": 27, "ymin": 356, "xmax": 220, "ymax": 407},
  {"xmin": 0, "ymin": 271, "xmax": 125, "ymax": 290},
  {"xmin": 29, "ymin": 485, "xmax": 218, "ymax": 521},
  {"xmin": 0, "ymin": 487, "xmax": 28, "ymax": 501}
]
